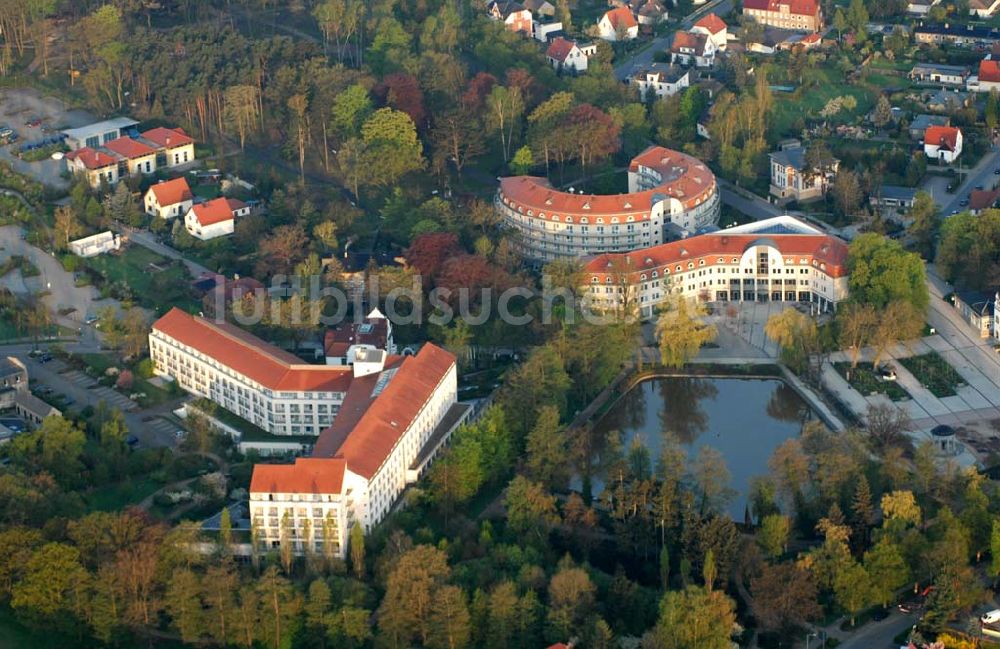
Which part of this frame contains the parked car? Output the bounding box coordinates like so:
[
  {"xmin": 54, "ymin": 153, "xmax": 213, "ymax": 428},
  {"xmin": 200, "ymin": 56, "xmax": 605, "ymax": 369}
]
[
  {"xmin": 960, "ymin": 199, "xmax": 970, "ymax": 207},
  {"xmin": 981, "ymin": 610, "xmax": 1000, "ymax": 625},
  {"xmin": 38, "ymin": 353, "xmax": 52, "ymax": 363}
]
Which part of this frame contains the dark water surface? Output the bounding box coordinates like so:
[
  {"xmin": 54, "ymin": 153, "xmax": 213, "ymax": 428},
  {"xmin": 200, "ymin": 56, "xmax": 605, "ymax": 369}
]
[{"xmin": 586, "ymin": 377, "xmax": 815, "ymax": 518}]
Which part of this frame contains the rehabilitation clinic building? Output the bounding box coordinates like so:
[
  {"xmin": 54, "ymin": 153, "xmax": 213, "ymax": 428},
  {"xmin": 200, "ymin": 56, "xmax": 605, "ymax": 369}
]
[
  {"xmin": 149, "ymin": 309, "xmax": 469, "ymax": 558},
  {"xmin": 583, "ymin": 216, "xmax": 849, "ymax": 317},
  {"xmin": 496, "ymin": 146, "xmax": 720, "ymax": 261}
]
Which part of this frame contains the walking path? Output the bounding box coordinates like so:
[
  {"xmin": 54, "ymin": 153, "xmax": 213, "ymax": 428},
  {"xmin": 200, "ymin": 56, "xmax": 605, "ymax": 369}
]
[{"xmin": 118, "ymin": 226, "xmax": 211, "ymax": 278}]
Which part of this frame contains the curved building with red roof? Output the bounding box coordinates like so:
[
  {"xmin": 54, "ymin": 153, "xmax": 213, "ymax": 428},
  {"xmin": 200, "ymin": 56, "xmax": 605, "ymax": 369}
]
[{"xmin": 496, "ymin": 145, "xmax": 720, "ymax": 262}]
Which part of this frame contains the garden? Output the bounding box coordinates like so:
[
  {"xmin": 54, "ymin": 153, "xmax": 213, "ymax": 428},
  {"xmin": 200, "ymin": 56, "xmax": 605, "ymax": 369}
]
[
  {"xmin": 77, "ymin": 245, "xmax": 200, "ymax": 314},
  {"xmin": 898, "ymin": 352, "xmax": 965, "ymax": 398},
  {"xmin": 833, "ymin": 361, "xmax": 911, "ymax": 401}
]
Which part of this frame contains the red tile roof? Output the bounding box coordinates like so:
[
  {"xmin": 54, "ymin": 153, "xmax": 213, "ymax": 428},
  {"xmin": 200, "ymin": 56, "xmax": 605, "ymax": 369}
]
[
  {"xmin": 189, "ymin": 197, "xmax": 236, "ymax": 227},
  {"xmin": 743, "ymin": 0, "xmax": 820, "ymax": 17},
  {"xmin": 148, "ymin": 177, "xmax": 193, "ymax": 207},
  {"xmin": 924, "ymin": 125, "xmax": 961, "ymax": 152},
  {"xmin": 694, "ymin": 13, "xmax": 727, "ymax": 34},
  {"xmin": 65, "ymin": 147, "xmax": 117, "ymax": 170},
  {"xmin": 313, "ymin": 344, "xmax": 456, "ymax": 479},
  {"xmin": 141, "ymin": 126, "xmax": 194, "ymax": 148},
  {"xmin": 970, "ymin": 188, "xmax": 1000, "ymax": 211},
  {"xmin": 250, "ymin": 457, "xmax": 346, "ymax": 494},
  {"xmin": 672, "ymin": 30, "xmax": 709, "ymax": 55},
  {"xmin": 981, "ymin": 59, "xmax": 1000, "ymax": 83},
  {"xmin": 603, "ymin": 6, "xmax": 638, "ymax": 29},
  {"xmin": 324, "ymin": 316, "xmax": 390, "ymax": 358},
  {"xmin": 584, "ymin": 231, "xmax": 849, "ymax": 280},
  {"xmin": 225, "ymin": 197, "xmax": 248, "ymax": 212},
  {"xmin": 103, "ymin": 136, "xmax": 155, "ymax": 159},
  {"xmin": 500, "ymin": 146, "xmax": 716, "ymax": 220},
  {"xmin": 152, "ymin": 308, "xmax": 354, "ymax": 393},
  {"xmin": 546, "ymin": 37, "xmax": 578, "ymax": 62}
]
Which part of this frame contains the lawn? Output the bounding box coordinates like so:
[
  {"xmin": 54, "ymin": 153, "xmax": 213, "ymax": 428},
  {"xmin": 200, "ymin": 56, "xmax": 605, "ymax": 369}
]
[
  {"xmin": 82, "ymin": 245, "xmax": 199, "ymax": 313},
  {"xmin": 833, "ymin": 362, "xmax": 911, "ymax": 401},
  {"xmin": 81, "ymin": 476, "xmax": 163, "ymax": 512},
  {"xmin": 898, "ymin": 352, "xmax": 965, "ymax": 398},
  {"xmin": 192, "ymin": 183, "xmax": 220, "ymax": 200}
]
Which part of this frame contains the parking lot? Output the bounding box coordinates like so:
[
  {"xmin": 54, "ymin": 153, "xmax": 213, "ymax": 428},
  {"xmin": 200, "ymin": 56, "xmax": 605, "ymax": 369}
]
[{"xmin": 0, "ymin": 88, "xmax": 97, "ymax": 188}]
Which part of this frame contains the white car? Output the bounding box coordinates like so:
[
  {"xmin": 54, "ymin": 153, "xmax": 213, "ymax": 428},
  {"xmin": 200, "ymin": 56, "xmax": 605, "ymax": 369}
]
[{"xmin": 981, "ymin": 609, "xmax": 1000, "ymax": 625}]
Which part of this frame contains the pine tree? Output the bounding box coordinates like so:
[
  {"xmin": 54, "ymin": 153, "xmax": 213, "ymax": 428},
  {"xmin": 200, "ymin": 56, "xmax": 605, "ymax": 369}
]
[
  {"xmin": 525, "ymin": 405, "xmax": 568, "ymax": 489},
  {"xmin": 851, "ymin": 476, "xmax": 874, "ymax": 548}
]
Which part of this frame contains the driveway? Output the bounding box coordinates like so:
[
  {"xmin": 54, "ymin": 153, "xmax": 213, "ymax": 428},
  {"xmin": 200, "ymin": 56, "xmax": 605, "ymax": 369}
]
[{"xmin": 119, "ymin": 226, "xmax": 211, "ymax": 277}]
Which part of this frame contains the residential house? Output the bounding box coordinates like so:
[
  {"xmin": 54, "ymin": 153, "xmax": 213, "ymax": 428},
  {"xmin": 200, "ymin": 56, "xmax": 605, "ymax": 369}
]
[
  {"xmin": 691, "ymin": 13, "xmax": 728, "ymax": 50},
  {"xmin": 870, "ymin": 185, "xmax": 917, "ymax": 213},
  {"xmin": 324, "ymin": 308, "xmax": 396, "ymax": 366},
  {"xmin": 546, "ymin": 37, "xmax": 589, "ymax": 73},
  {"xmin": 64, "ymin": 148, "xmax": 118, "ymax": 188},
  {"xmin": 68, "ymin": 231, "xmax": 121, "ymax": 258},
  {"xmin": 923, "ymin": 125, "xmax": 963, "ymax": 163},
  {"xmin": 145, "ymin": 177, "xmax": 194, "ymax": 219},
  {"xmin": 909, "ymin": 63, "xmax": 971, "ymax": 87},
  {"xmin": 103, "ymin": 136, "xmax": 157, "ymax": 176},
  {"xmin": 598, "ymin": 7, "xmax": 639, "ymax": 41},
  {"xmin": 61, "ymin": 117, "xmax": 139, "ymax": 151},
  {"xmin": 907, "ymin": 0, "xmax": 941, "ymax": 14},
  {"xmin": 635, "ymin": 0, "xmax": 669, "ymax": 25},
  {"xmin": 523, "ymin": 0, "xmax": 555, "ymax": 16},
  {"xmin": 202, "ymin": 274, "xmax": 266, "ymax": 317},
  {"xmin": 914, "ymin": 23, "xmax": 1000, "ymax": 47},
  {"xmin": 954, "ymin": 290, "xmax": 995, "ymax": 338},
  {"xmin": 927, "ymin": 89, "xmax": 971, "ymax": 111},
  {"xmin": 184, "ymin": 197, "xmax": 246, "ymax": 240},
  {"xmin": 671, "ymin": 31, "xmax": 717, "ymax": 67},
  {"xmin": 768, "ymin": 145, "xmax": 839, "ymax": 202},
  {"xmin": 140, "ymin": 127, "xmax": 195, "ymax": 168},
  {"xmin": 631, "ymin": 64, "xmax": 691, "ymax": 99},
  {"xmin": 487, "ymin": 0, "xmax": 533, "ymax": 34},
  {"xmin": 976, "ymin": 59, "xmax": 1000, "ymax": 92},
  {"xmin": 908, "ymin": 114, "xmax": 950, "ymax": 140},
  {"xmin": 14, "ymin": 391, "xmax": 59, "ymax": 427},
  {"xmin": 970, "ymin": 188, "xmax": 1000, "ymax": 215},
  {"xmin": 970, "ymin": 0, "xmax": 1000, "ymax": 17},
  {"xmin": 741, "ymin": 0, "xmax": 823, "ymax": 32},
  {"xmin": 0, "ymin": 357, "xmax": 27, "ymax": 410},
  {"xmin": 533, "ymin": 20, "xmax": 563, "ymax": 42}
]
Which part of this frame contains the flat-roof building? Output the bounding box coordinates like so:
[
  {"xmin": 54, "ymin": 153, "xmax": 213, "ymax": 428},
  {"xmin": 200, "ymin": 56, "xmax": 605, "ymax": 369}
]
[{"xmin": 62, "ymin": 117, "xmax": 139, "ymax": 151}]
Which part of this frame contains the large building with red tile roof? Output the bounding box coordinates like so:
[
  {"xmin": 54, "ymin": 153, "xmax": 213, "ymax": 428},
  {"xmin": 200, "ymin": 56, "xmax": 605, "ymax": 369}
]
[
  {"xmin": 151, "ymin": 308, "xmax": 468, "ymax": 557},
  {"xmin": 583, "ymin": 215, "xmax": 849, "ymax": 317},
  {"xmin": 497, "ymin": 146, "xmax": 720, "ymax": 261},
  {"xmin": 140, "ymin": 127, "xmax": 195, "ymax": 168},
  {"xmin": 65, "ymin": 147, "xmax": 119, "ymax": 187},
  {"xmin": 742, "ymin": 0, "xmax": 823, "ymax": 32}
]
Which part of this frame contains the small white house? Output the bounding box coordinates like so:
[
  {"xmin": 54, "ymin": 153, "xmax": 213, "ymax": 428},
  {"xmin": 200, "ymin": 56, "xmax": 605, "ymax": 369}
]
[
  {"xmin": 598, "ymin": 7, "xmax": 639, "ymax": 41},
  {"xmin": 532, "ymin": 20, "xmax": 563, "ymax": 42},
  {"xmin": 144, "ymin": 177, "xmax": 194, "ymax": 219},
  {"xmin": 631, "ymin": 64, "xmax": 691, "ymax": 99},
  {"xmin": 670, "ymin": 31, "xmax": 717, "ymax": 67},
  {"xmin": 923, "ymin": 125, "xmax": 963, "ymax": 164},
  {"xmin": 184, "ymin": 197, "xmax": 246, "ymax": 241},
  {"xmin": 691, "ymin": 13, "xmax": 728, "ymax": 51},
  {"xmin": 546, "ymin": 37, "xmax": 588, "ymax": 73},
  {"xmin": 69, "ymin": 231, "xmax": 121, "ymax": 258}
]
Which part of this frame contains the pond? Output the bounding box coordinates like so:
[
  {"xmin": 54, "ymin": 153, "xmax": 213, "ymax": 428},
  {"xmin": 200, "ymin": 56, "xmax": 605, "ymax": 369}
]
[{"xmin": 582, "ymin": 376, "xmax": 816, "ymax": 519}]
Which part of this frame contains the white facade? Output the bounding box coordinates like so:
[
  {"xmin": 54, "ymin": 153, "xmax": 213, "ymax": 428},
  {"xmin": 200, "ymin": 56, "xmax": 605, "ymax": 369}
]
[
  {"xmin": 185, "ymin": 211, "xmax": 233, "ymax": 240},
  {"xmin": 598, "ymin": 11, "xmax": 639, "ymax": 41},
  {"xmin": 144, "ymin": 186, "xmax": 193, "ymax": 219},
  {"xmin": 161, "ymin": 142, "xmax": 195, "ymax": 168},
  {"xmin": 68, "ymin": 231, "xmax": 121, "ymax": 258},
  {"xmin": 924, "ymin": 130, "xmax": 963, "ymax": 164},
  {"xmin": 632, "ymin": 68, "xmax": 691, "ymax": 98}
]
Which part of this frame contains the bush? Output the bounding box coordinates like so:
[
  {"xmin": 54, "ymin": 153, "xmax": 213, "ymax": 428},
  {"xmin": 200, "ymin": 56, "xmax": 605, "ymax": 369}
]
[
  {"xmin": 60, "ymin": 254, "xmax": 80, "ymax": 272},
  {"xmin": 115, "ymin": 369, "xmax": 134, "ymax": 391},
  {"xmin": 135, "ymin": 358, "xmax": 154, "ymax": 379}
]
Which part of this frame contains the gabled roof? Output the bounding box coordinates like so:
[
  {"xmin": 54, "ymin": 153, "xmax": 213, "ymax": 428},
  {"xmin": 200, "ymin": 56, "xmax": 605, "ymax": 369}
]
[
  {"xmin": 970, "ymin": 188, "xmax": 1000, "ymax": 211},
  {"xmin": 250, "ymin": 458, "xmax": 346, "ymax": 495},
  {"xmin": 981, "ymin": 59, "xmax": 1000, "ymax": 83},
  {"xmin": 488, "ymin": 0, "xmax": 528, "ymax": 18},
  {"xmin": 189, "ymin": 197, "xmax": 236, "ymax": 227},
  {"xmin": 546, "ymin": 36, "xmax": 580, "ymax": 62},
  {"xmin": 924, "ymin": 125, "xmax": 961, "ymax": 151},
  {"xmin": 672, "ymin": 30, "xmax": 710, "ymax": 55},
  {"xmin": 694, "ymin": 12, "xmax": 727, "ymax": 34},
  {"xmin": 141, "ymin": 126, "xmax": 194, "ymax": 148},
  {"xmin": 152, "ymin": 308, "xmax": 355, "ymax": 393},
  {"xmin": 65, "ymin": 147, "xmax": 118, "ymax": 170},
  {"xmin": 148, "ymin": 177, "xmax": 193, "ymax": 207},
  {"xmin": 743, "ymin": 0, "xmax": 820, "ymax": 16},
  {"xmin": 325, "ymin": 314, "xmax": 390, "ymax": 358},
  {"xmin": 603, "ymin": 6, "xmax": 638, "ymax": 29},
  {"xmin": 103, "ymin": 136, "xmax": 155, "ymax": 159}
]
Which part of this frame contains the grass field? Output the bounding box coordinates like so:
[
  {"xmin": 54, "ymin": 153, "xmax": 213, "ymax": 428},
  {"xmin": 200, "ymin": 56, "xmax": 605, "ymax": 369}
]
[
  {"xmin": 83, "ymin": 245, "xmax": 199, "ymax": 312},
  {"xmin": 82, "ymin": 476, "xmax": 163, "ymax": 512}
]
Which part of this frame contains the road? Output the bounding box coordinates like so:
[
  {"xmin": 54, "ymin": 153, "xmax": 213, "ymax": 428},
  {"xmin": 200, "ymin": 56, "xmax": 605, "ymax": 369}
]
[
  {"xmin": 935, "ymin": 146, "xmax": 1000, "ymax": 216},
  {"xmin": 613, "ymin": 0, "xmax": 733, "ymax": 81},
  {"xmin": 719, "ymin": 180, "xmax": 784, "ymax": 221},
  {"xmin": 832, "ymin": 609, "xmax": 917, "ymax": 649}
]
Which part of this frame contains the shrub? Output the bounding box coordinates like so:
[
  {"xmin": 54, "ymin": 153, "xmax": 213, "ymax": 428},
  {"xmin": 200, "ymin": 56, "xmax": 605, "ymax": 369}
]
[
  {"xmin": 135, "ymin": 358, "xmax": 154, "ymax": 379},
  {"xmin": 116, "ymin": 369, "xmax": 134, "ymax": 391}
]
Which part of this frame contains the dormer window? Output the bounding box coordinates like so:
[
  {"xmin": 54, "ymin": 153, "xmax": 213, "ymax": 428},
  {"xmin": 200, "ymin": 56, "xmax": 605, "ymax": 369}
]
[
  {"xmin": 597, "ymin": 218, "xmax": 604, "ymax": 224},
  {"xmin": 582, "ymin": 201, "xmax": 591, "ymax": 210}
]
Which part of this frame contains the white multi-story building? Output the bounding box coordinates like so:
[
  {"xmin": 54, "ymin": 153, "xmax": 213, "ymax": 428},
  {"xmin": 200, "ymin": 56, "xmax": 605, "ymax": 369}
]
[
  {"xmin": 583, "ymin": 216, "xmax": 849, "ymax": 318},
  {"xmin": 497, "ymin": 146, "xmax": 720, "ymax": 261}
]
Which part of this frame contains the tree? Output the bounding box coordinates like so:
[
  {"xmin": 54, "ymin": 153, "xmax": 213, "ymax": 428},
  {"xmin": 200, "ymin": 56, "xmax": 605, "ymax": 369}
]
[
  {"xmin": 834, "ymin": 561, "xmax": 872, "ymax": 626},
  {"xmin": 988, "ymin": 90, "xmax": 1000, "ymax": 132},
  {"xmin": 257, "ymin": 566, "xmax": 301, "ymax": 649},
  {"xmin": 750, "ymin": 563, "xmax": 821, "ymax": 633},
  {"xmin": 202, "ymin": 564, "xmax": 237, "ymax": 646},
  {"xmin": 832, "ymin": 169, "xmax": 863, "ymax": 218},
  {"xmin": 837, "ymin": 302, "xmax": 878, "ymax": 367},
  {"xmin": 287, "ymin": 94, "xmax": 309, "ymax": 184},
  {"xmin": 655, "ymin": 299, "xmax": 717, "ymax": 369},
  {"xmin": 11, "ymin": 543, "xmax": 89, "ymax": 622},
  {"xmin": 848, "ymin": 234, "xmax": 928, "ymax": 311},
  {"xmin": 872, "ymin": 95, "xmax": 893, "ymax": 129},
  {"xmin": 378, "ymin": 545, "xmax": 450, "ymax": 646},
  {"xmin": 53, "ymin": 206, "xmax": 80, "ymax": 250},
  {"xmin": 765, "ymin": 308, "xmax": 819, "ymax": 374},
  {"xmin": 305, "ymin": 579, "xmax": 331, "ymax": 633},
  {"xmin": 352, "ymin": 108, "xmax": 426, "ymax": 192},
  {"xmin": 907, "ymin": 191, "xmax": 939, "ymax": 259},
  {"xmin": 757, "ymin": 514, "xmax": 790, "ymax": 559},
  {"xmin": 224, "ymin": 85, "xmax": 260, "ymax": 150},
  {"xmin": 881, "ymin": 490, "xmax": 921, "ymax": 528},
  {"xmin": 428, "ymin": 585, "xmax": 470, "ymax": 649},
  {"xmin": 509, "ymin": 145, "xmax": 533, "ymax": 175},
  {"xmin": 102, "ymin": 181, "xmax": 137, "ymax": 225},
  {"xmin": 485, "ymin": 85, "xmax": 524, "ymax": 162},
  {"xmin": 504, "ymin": 476, "xmax": 559, "ymax": 543},
  {"xmin": 864, "ymin": 538, "xmax": 909, "ymax": 608},
  {"xmin": 546, "ymin": 567, "xmax": 596, "ymax": 643},
  {"xmin": 870, "ymin": 300, "xmax": 923, "ymax": 368},
  {"xmin": 165, "ymin": 568, "xmax": 204, "ymax": 643},
  {"xmin": 833, "ymin": 8, "xmax": 847, "ymax": 38},
  {"xmin": 256, "ymin": 224, "xmax": 309, "ymax": 277},
  {"xmin": 692, "ymin": 447, "xmax": 735, "ymax": 514},
  {"xmin": 349, "ymin": 523, "xmax": 365, "ymax": 580},
  {"xmin": 486, "ymin": 582, "xmax": 520, "ymax": 649},
  {"xmin": 847, "ymin": 0, "xmax": 869, "ymax": 36},
  {"xmin": 647, "ymin": 585, "xmax": 736, "ymax": 649},
  {"xmin": 866, "ymin": 403, "xmax": 911, "ymax": 448},
  {"xmin": 525, "ymin": 405, "xmax": 569, "ymax": 489}
]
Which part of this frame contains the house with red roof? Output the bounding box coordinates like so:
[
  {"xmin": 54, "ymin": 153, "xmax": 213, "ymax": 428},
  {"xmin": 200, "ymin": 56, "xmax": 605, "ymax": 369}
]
[
  {"xmin": 324, "ymin": 308, "xmax": 395, "ymax": 366},
  {"xmin": 742, "ymin": 0, "xmax": 823, "ymax": 32},
  {"xmin": 598, "ymin": 6, "xmax": 639, "ymax": 41},
  {"xmin": 977, "ymin": 59, "xmax": 1000, "ymax": 92},
  {"xmin": 103, "ymin": 136, "xmax": 157, "ymax": 176},
  {"xmin": 692, "ymin": 13, "xmax": 729, "ymax": 50},
  {"xmin": 184, "ymin": 197, "xmax": 247, "ymax": 240},
  {"xmin": 144, "ymin": 177, "xmax": 194, "ymax": 219},
  {"xmin": 671, "ymin": 30, "xmax": 717, "ymax": 67},
  {"xmin": 64, "ymin": 147, "xmax": 119, "ymax": 188},
  {"xmin": 970, "ymin": 0, "xmax": 1000, "ymax": 17},
  {"xmin": 923, "ymin": 125, "xmax": 963, "ymax": 164},
  {"xmin": 545, "ymin": 37, "xmax": 590, "ymax": 73},
  {"xmin": 140, "ymin": 127, "xmax": 195, "ymax": 168},
  {"xmin": 487, "ymin": 0, "xmax": 533, "ymax": 34}
]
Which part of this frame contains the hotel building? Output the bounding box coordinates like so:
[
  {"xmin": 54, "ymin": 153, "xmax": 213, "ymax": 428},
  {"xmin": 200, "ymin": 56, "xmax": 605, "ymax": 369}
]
[
  {"xmin": 496, "ymin": 146, "xmax": 720, "ymax": 261},
  {"xmin": 583, "ymin": 216, "xmax": 849, "ymax": 318}
]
